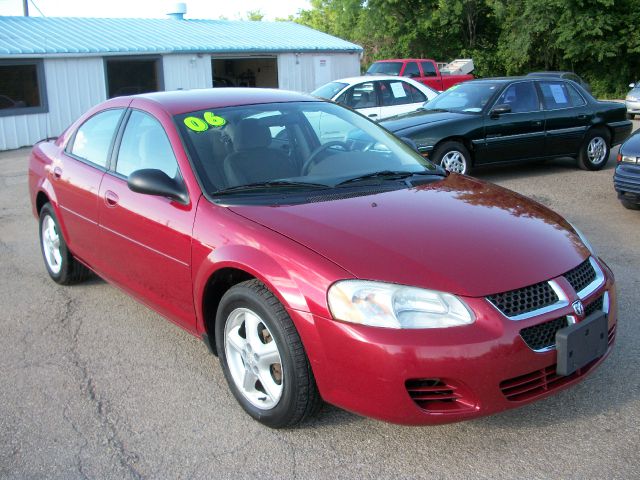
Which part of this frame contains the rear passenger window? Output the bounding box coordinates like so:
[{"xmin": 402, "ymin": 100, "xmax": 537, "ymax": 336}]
[
  {"xmin": 420, "ymin": 62, "xmax": 437, "ymax": 77},
  {"xmin": 380, "ymin": 81, "xmax": 426, "ymax": 106},
  {"xmin": 539, "ymin": 81, "xmax": 573, "ymax": 110},
  {"xmin": 68, "ymin": 109, "xmax": 123, "ymax": 168},
  {"xmin": 342, "ymin": 82, "xmax": 378, "ymax": 108},
  {"xmin": 403, "ymin": 62, "xmax": 420, "ymax": 78},
  {"xmin": 115, "ymin": 110, "xmax": 179, "ymax": 179},
  {"xmin": 566, "ymin": 84, "xmax": 586, "ymax": 107}
]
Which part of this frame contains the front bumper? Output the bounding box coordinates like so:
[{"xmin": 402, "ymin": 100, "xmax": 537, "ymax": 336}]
[
  {"xmin": 614, "ymin": 163, "xmax": 640, "ymax": 203},
  {"xmin": 293, "ymin": 260, "xmax": 617, "ymax": 425},
  {"xmin": 626, "ymin": 99, "xmax": 640, "ymax": 114}
]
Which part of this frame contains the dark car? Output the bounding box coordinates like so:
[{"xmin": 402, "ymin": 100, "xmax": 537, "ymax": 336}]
[
  {"xmin": 526, "ymin": 71, "xmax": 592, "ymax": 93},
  {"xmin": 381, "ymin": 77, "xmax": 632, "ymax": 174},
  {"xmin": 614, "ymin": 128, "xmax": 640, "ymax": 210},
  {"xmin": 29, "ymin": 88, "xmax": 616, "ymax": 427}
]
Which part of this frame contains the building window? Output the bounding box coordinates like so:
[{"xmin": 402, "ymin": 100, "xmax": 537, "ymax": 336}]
[
  {"xmin": 105, "ymin": 57, "xmax": 162, "ymax": 98},
  {"xmin": 0, "ymin": 60, "xmax": 48, "ymax": 116}
]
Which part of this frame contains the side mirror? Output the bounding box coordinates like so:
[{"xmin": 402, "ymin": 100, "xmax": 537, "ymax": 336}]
[
  {"xmin": 630, "ymin": 83, "xmax": 636, "ymax": 88},
  {"xmin": 490, "ymin": 104, "xmax": 511, "ymax": 118},
  {"xmin": 400, "ymin": 136, "xmax": 420, "ymax": 154},
  {"xmin": 128, "ymin": 169, "xmax": 188, "ymax": 204}
]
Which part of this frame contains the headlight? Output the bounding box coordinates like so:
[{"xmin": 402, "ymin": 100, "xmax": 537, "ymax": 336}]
[
  {"xmin": 569, "ymin": 223, "xmax": 597, "ymax": 256},
  {"xmin": 327, "ymin": 280, "xmax": 475, "ymax": 329},
  {"xmin": 620, "ymin": 155, "xmax": 638, "ymax": 164}
]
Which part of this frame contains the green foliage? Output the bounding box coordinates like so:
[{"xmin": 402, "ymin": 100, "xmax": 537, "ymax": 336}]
[
  {"xmin": 245, "ymin": 10, "xmax": 265, "ymax": 21},
  {"xmin": 291, "ymin": 0, "xmax": 640, "ymax": 97}
]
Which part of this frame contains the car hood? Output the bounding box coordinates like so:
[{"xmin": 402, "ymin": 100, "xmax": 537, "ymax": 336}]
[
  {"xmin": 381, "ymin": 110, "xmax": 470, "ymax": 134},
  {"xmin": 228, "ymin": 175, "xmax": 589, "ymax": 297},
  {"xmin": 621, "ymin": 129, "xmax": 640, "ymax": 154}
]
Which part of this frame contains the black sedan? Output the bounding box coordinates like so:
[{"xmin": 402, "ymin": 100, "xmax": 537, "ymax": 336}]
[
  {"xmin": 381, "ymin": 77, "xmax": 632, "ymax": 175},
  {"xmin": 614, "ymin": 128, "xmax": 640, "ymax": 210}
]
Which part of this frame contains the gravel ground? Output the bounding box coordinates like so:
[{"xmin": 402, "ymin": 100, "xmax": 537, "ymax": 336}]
[{"xmin": 1, "ymin": 125, "xmax": 639, "ymax": 479}]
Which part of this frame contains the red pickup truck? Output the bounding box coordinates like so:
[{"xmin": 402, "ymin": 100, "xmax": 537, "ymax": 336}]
[{"xmin": 366, "ymin": 58, "xmax": 474, "ymax": 92}]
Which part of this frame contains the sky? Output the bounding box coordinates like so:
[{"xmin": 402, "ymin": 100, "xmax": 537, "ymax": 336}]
[{"xmin": 0, "ymin": 0, "xmax": 312, "ymax": 21}]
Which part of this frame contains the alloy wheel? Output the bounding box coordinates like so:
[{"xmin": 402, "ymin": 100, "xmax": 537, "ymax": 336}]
[
  {"xmin": 224, "ymin": 308, "xmax": 283, "ymax": 410},
  {"xmin": 441, "ymin": 150, "xmax": 467, "ymax": 174},
  {"xmin": 587, "ymin": 137, "xmax": 607, "ymax": 165},
  {"xmin": 41, "ymin": 214, "xmax": 62, "ymax": 274}
]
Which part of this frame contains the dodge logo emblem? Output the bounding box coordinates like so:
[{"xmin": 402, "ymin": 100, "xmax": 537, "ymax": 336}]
[{"xmin": 572, "ymin": 300, "xmax": 585, "ymax": 317}]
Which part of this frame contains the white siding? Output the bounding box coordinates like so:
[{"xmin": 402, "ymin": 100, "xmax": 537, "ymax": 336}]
[
  {"xmin": 0, "ymin": 57, "xmax": 106, "ymax": 150},
  {"xmin": 277, "ymin": 53, "xmax": 360, "ymax": 93},
  {"xmin": 163, "ymin": 54, "xmax": 212, "ymax": 91}
]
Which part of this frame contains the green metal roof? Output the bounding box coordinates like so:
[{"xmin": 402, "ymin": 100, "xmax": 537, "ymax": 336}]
[{"xmin": 0, "ymin": 16, "xmax": 363, "ymax": 56}]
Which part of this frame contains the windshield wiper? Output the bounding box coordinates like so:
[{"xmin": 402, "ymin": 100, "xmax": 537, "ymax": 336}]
[
  {"xmin": 214, "ymin": 180, "xmax": 330, "ymax": 195},
  {"xmin": 336, "ymin": 169, "xmax": 445, "ymax": 186}
]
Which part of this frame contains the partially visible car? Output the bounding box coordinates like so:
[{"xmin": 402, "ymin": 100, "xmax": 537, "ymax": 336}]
[
  {"xmin": 526, "ymin": 71, "xmax": 592, "ymax": 93},
  {"xmin": 311, "ymin": 75, "xmax": 438, "ymax": 121},
  {"xmin": 614, "ymin": 128, "xmax": 640, "ymax": 210},
  {"xmin": 625, "ymin": 82, "xmax": 640, "ymax": 119},
  {"xmin": 29, "ymin": 88, "xmax": 617, "ymax": 428},
  {"xmin": 381, "ymin": 77, "xmax": 632, "ymax": 174},
  {"xmin": 366, "ymin": 59, "xmax": 473, "ymax": 91},
  {"xmin": 213, "ymin": 76, "xmax": 235, "ymax": 88}
]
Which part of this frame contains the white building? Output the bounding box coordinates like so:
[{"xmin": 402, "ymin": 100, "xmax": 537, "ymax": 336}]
[{"xmin": 0, "ymin": 13, "xmax": 362, "ymax": 150}]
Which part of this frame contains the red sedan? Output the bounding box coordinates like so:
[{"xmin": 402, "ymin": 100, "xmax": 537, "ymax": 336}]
[{"xmin": 29, "ymin": 89, "xmax": 616, "ymax": 428}]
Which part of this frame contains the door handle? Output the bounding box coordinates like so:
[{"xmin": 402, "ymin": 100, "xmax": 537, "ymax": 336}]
[
  {"xmin": 52, "ymin": 166, "xmax": 62, "ymax": 179},
  {"xmin": 531, "ymin": 120, "xmax": 543, "ymax": 127},
  {"xmin": 577, "ymin": 114, "xmax": 589, "ymax": 120},
  {"xmin": 104, "ymin": 190, "xmax": 119, "ymax": 207},
  {"xmin": 368, "ymin": 114, "xmax": 378, "ymax": 118}
]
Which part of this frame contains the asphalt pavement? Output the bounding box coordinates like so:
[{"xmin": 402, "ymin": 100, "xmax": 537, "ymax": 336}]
[{"xmin": 1, "ymin": 124, "xmax": 639, "ymax": 479}]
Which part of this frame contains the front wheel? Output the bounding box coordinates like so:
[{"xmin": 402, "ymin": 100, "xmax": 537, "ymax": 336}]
[
  {"xmin": 38, "ymin": 203, "xmax": 90, "ymax": 284},
  {"xmin": 432, "ymin": 141, "xmax": 472, "ymax": 175},
  {"xmin": 215, "ymin": 280, "xmax": 321, "ymax": 428},
  {"xmin": 620, "ymin": 198, "xmax": 640, "ymax": 210},
  {"xmin": 578, "ymin": 129, "xmax": 610, "ymax": 170}
]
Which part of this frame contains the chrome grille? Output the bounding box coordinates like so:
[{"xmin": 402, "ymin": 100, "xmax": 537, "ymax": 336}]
[
  {"xmin": 584, "ymin": 294, "xmax": 604, "ymax": 317},
  {"xmin": 520, "ymin": 316, "xmax": 569, "ymax": 351},
  {"xmin": 564, "ymin": 259, "xmax": 596, "ymax": 293},
  {"xmin": 487, "ymin": 281, "xmax": 559, "ymax": 317}
]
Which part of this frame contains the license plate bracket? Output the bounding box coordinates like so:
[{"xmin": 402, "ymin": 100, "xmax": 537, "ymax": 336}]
[{"xmin": 556, "ymin": 312, "xmax": 608, "ymax": 376}]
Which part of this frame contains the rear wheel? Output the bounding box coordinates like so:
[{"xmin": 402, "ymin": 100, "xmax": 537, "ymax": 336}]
[
  {"xmin": 38, "ymin": 203, "xmax": 91, "ymax": 285},
  {"xmin": 578, "ymin": 129, "xmax": 610, "ymax": 170},
  {"xmin": 432, "ymin": 141, "xmax": 472, "ymax": 175},
  {"xmin": 215, "ymin": 279, "xmax": 321, "ymax": 428}
]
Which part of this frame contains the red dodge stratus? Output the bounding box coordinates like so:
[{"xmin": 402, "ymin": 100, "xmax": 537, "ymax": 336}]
[{"xmin": 29, "ymin": 89, "xmax": 616, "ymax": 428}]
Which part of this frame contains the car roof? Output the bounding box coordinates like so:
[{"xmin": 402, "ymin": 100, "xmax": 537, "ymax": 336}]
[
  {"xmin": 331, "ymin": 75, "xmax": 424, "ymax": 84},
  {"xmin": 111, "ymin": 88, "xmax": 317, "ymax": 115},
  {"xmin": 371, "ymin": 59, "xmax": 435, "ymax": 63},
  {"xmin": 527, "ymin": 71, "xmax": 576, "ymax": 76}
]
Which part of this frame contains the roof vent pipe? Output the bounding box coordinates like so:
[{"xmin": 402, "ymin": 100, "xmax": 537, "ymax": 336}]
[{"xmin": 167, "ymin": 2, "xmax": 187, "ymax": 20}]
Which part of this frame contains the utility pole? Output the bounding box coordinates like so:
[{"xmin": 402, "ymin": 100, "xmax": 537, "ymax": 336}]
[{"xmin": 23, "ymin": 0, "xmax": 29, "ymax": 16}]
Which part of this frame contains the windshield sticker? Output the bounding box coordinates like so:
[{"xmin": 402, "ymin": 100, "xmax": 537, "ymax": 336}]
[
  {"xmin": 204, "ymin": 111, "xmax": 226, "ymax": 127},
  {"xmin": 184, "ymin": 112, "xmax": 227, "ymax": 132},
  {"xmin": 390, "ymin": 82, "xmax": 407, "ymax": 98}
]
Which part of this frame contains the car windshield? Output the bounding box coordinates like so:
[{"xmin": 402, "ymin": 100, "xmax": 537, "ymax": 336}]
[
  {"xmin": 176, "ymin": 101, "xmax": 439, "ymax": 197},
  {"xmin": 423, "ymin": 82, "xmax": 500, "ymax": 113},
  {"xmin": 311, "ymin": 82, "xmax": 348, "ymax": 100},
  {"xmin": 366, "ymin": 62, "xmax": 402, "ymax": 76}
]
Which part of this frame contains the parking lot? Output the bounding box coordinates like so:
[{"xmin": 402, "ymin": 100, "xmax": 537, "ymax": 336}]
[{"xmin": 1, "ymin": 128, "xmax": 639, "ymax": 479}]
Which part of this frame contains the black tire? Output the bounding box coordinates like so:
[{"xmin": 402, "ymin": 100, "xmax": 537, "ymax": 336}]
[
  {"xmin": 432, "ymin": 141, "xmax": 472, "ymax": 175},
  {"xmin": 215, "ymin": 279, "xmax": 321, "ymax": 428},
  {"xmin": 620, "ymin": 198, "xmax": 640, "ymax": 210},
  {"xmin": 627, "ymin": 113, "xmax": 635, "ymax": 120},
  {"xmin": 578, "ymin": 128, "xmax": 611, "ymax": 171},
  {"xmin": 38, "ymin": 203, "xmax": 91, "ymax": 285}
]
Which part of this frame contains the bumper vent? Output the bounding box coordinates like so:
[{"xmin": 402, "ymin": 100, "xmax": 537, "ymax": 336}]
[
  {"xmin": 487, "ymin": 281, "xmax": 559, "ymax": 317},
  {"xmin": 502, "ymin": 324, "xmax": 616, "ymax": 401},
  {"xmin": 520, "ymin": 316, "xmax": 569, "ymax": 351},
  {"xmin": 564, "ymin": 259, "xmax": 596, "ymax": 293},
  {"xmin": 405, "ymin": 379, "xmax": 475, "ymax": 413}
]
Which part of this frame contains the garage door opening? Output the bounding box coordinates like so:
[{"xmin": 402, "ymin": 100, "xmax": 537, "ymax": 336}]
[
  {"xmin": 212, "ymin": 57, "xmax": 278, "ymax": 88},
  {"xmin": 106, "ymin": 57, "xmax": 162, "ymax": 98}
]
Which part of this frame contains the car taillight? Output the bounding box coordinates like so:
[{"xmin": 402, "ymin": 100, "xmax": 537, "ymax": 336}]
[{"xmin": 617, "ymin": 153, "xmax": 622, "ymax": 163}]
